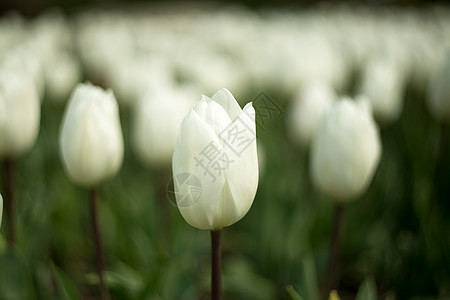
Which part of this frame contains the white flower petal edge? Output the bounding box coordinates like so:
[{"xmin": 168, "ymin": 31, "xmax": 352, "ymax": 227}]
[{"xmin": 210, "ymin": 88, "xmax": 242, "ymax": 121}]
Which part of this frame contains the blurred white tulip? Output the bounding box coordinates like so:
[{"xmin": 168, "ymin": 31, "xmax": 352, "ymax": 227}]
[
  {"xmin": 1, "ymin": 46, "xmax": 45, "ymax": 101},
  {"xmin": 0, "ymin": 70, "xmax": 41, "ymax": 158},
  {"xmin": 310, "ymin": 98, "xmax": 381, "ymax": 201},
  {"xmin": 172, "ymin": 88, "xmax": 258, "ymax": 230},
  {"xmin": 107, "ymin": 57, "xmax": 175, "ymax": 107},
  {"xmin": 427, "ymin": 51, "xmax": 450, "ymax": 123},
  {"xmin": 359, "ymin": 56, "xmax": 405, "ymax": 123},
  {"xmin": 45, "ymin": 52, "xmax": 81, "ymax": 102},
  {"xmin": 288, "ymin": 81, "xmax": 336, "ymax": 147},
  {"xmin": 59, "ymin": 83, "xmax": 124, "ymax": 187},
  {"xmin": 132, "ymin": 86, "xmax": 193, "ymax": 166}
]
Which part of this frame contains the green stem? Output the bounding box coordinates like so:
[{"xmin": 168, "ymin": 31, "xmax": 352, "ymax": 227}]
[
  {"xmin": 211, "ymin": 230, "xmax": 222, "ymax": 300},
  {"xmin": 325, "ymin": 203, "xmax": 344, "ymax": 297},
  {"xmin": 4, "ymin": 159, "xmax": 15, "ymax": 246},
  {"xmin": 90, "ymin": 188, "xmax": 111, "ymax": 300}
]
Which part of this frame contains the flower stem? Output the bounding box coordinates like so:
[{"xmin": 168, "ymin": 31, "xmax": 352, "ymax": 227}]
[
  {"xmin": 90, "ymin": 188, "xmax": 111, "ymax": 300},
  {"xmin": 326, "ymin": 203, "xmax": 344, "ymax": 296},
  {"xmin": 211, "ymin": 230, "xmax": 222, "ymax": 300},
  {"xmin": 4, "ymin": 159, "xmax": 15, "ymax": 246},
  {"xmin": 434, "ymin": 124, "xmax": 448, "ymax": 201}
]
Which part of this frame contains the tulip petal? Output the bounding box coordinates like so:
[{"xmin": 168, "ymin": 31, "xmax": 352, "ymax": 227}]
[
  {"xmin": 221, "ymin": 102, "xmax": 259, "ymax": 223},
  {"xmin": 193, "ymin": 97, "xmax": 208, "ymax": 118},
  {"xmin": 211, "ymin": 88, "xmax": 242, "ymax": 121},
  {"xmin": 204, "ymin": 101, "xmax": 232, "ymax": 137},
  {"xmin": 211, "ymin": 180, "xmax": 239, "ymax": 230},
  {"xmin": 173, "ymin": 109, "xmax": 227, "ymax": 230}
]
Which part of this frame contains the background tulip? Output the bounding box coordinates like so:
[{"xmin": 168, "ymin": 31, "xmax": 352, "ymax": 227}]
[
  {"xmin": 358, "ymin": 55, "xmax": 405, "ymax": 124},
  {"xmin": 44, "ymin": 52, "xmax": 81, "ymax": 102},
  {"xmin": 310, "ymin": 98, "xmax": 381, "ymax": 201},
  {"xmin": 132, "ymin": 85, "xmax": 193, "ymax": 166},
  {"xmin": 172, "ymin": 88, "xmax": 258, "ymax": 230},
  {"xmin": 287, "ymin": 81, "xmax": 336, "ymax": 147},
  {"xmin": 0, "ymin": 70, "xmax": 41, "ymax": 158},
  {"xmin": 59, "ymin": 82, "xmax": 124, "ymax": 300},
  {"xmin": 59, "ymin": 82, "xmax": 124, "ymax": 187}
]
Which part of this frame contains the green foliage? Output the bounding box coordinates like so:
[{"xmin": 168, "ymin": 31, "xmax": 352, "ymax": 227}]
[
  {"xmin": 355, "ymin": 277, "xmax": 376, "ymax": 300},
  {"xmin": 51, "ymin": 262, "xmax": 82, "ymax": 300}
]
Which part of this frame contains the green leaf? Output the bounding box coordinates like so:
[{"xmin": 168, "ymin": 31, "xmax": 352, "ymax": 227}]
[
  {"xmin": 0, "ymin": 251, "xmax": 33, "ymax": 300},
  {"xmin": 51, "ymin": 262, "xmax": 82, "ymax": 300},
  {"xmin": 302, "ymin": 253, "xmax": 319, "ymax": 300},
  {"xmin": 286, "ymin": 285, "xmax": 304, "ymax": 300},
  {"xmin": 355, "ymin": 276, "xmax": 377, "ymax": 300}
]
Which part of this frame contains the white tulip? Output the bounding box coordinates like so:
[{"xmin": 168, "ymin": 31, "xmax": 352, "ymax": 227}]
[
  {"xmin": 288, "ymin": 81, "xmax": 336, "ymax": 147},
  {"xmin": 0, "ymin": 70, "xmax": 41, "ymax": 158},
  {"xmin": 427, "ymin": 51, "xmax": 450, "ymax": 123},
  {"xmin": 172, "ymin": 88, "xmax": 258, "ymax": 230},
  {"xmin": 132, "ymin": 86, "xmax": 193, "ymax": 166},
  {"xmin": 310, "ymin": 98, "xmax": 381, "ymax": 201},
  {"xmin": 358, "ymin": 55, "xmax": 405, "ymax": 123},
  {"xmin": 59, "ymin": 83, "xmax": 124, "ymax": 187}
]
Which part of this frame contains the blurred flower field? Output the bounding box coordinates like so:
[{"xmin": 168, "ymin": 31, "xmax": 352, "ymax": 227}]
[{"xmin": 1, "ymin": 3, "xmax": 450, "ymax": 300}]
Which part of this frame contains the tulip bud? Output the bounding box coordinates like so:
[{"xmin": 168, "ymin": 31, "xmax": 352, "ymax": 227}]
[
  {"xmin": 172, "ymin": 88, "xmax": 258, "ymax": 230},
  {"xmin": 310, "ymin": 98, "xmax": 381, "ymax": 201},
  {"xmin": 0, "ymin": 70, "xmax": 41, "ymax": 158},
  {"xmin": 287, "ymin": 81, "xmax": 336, "ymax": 147},
  {"xmin": 132, "ymin": 86, "xmax": 193, "ymax": 166},
  {"xmin": 427, "ymin": 51, "xmax": 450, "ymax": 123},
  {"xmin": 59, "ymin": 83, "xmax": 124, "ymax": 187}
]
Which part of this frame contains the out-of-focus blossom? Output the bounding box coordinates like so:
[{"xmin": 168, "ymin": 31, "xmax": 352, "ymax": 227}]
[
  {"xmin": 59, "ymin": 83, "xmax": 124, "ymax": 187},
  {"xmin": 132, "ymin": 85, "xmax": 193, "ymax": 166},
  {"xmin": 44, "ymin": 52, "xmax": 81, "ymax": 101},
  {"xmin": 288, "ymin": 81, "xmax": 336, "ymax": 147},
  {"xmin": 310, "ymin": 98, "xmax": 381, "ymax": 201},
  {"xmin": 107, "ymin": 57, "xmax": 175, "ymax": 107},
  {"xmin": 1, "ymin": 47, "xmax": 45, "ymax": 100},
  {"xmin": 358, "ymin": 55, "xmax": 406, "ymax": 124},
  {"xmin": 0, "ymin": 70, "xmax": 40, "ymax": 158}
]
